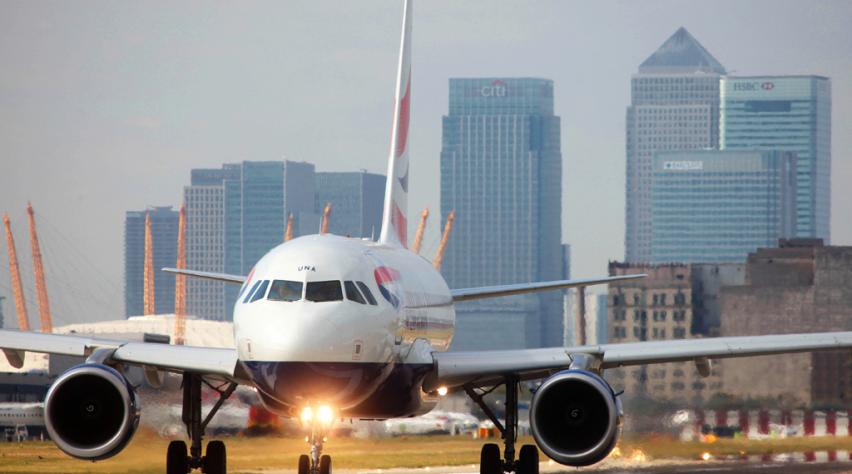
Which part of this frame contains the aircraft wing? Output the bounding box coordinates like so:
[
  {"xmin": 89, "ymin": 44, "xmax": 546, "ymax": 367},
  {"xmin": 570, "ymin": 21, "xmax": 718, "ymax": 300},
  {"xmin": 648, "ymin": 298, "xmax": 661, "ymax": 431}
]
[
  {"xmin": 162, "ymin": 267, "xmax": 246, "ymax": 284},
  {"xmin": 450, "ymin": 275, "xmax": 645, "ymax": 302},
  {"xmin": 426, "ymin": 331, "xmax": 852, "ymax": 390},
  {"xmin": 0, "ymin": 330, "xmax": 246, "ymax": 383}
]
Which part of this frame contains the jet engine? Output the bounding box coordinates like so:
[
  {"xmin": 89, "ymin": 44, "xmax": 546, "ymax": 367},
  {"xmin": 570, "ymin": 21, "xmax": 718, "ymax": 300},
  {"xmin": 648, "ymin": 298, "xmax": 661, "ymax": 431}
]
[
  {"xmin": 529, "ymin": 370, "xmax": 622, "ymax": 467},
  {"xmin": 44, "ymin": 363, "xmax": 140, "ymax": 460}
]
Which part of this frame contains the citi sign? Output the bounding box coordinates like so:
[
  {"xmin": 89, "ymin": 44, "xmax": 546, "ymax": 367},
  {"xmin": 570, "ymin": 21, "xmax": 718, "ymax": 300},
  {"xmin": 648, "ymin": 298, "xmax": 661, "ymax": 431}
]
[
  {"xmin": 480, "ymin": 80, "xmax": 508, "ymax": 97},
  {"xmin": 732, "ymin": 81, "xmax": 775, "ymax": 91}
]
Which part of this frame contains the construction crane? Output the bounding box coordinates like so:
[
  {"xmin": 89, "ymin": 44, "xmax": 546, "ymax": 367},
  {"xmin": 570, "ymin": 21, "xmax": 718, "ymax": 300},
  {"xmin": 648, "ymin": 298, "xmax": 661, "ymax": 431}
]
[
  {"xmin": 284, "ymin": 213, "xmax": 294, "ymax": 242},
  {"xmin": 320, "ymin": 203, "xmax": 332, "ymax": 235},
  {"xmin": 3, "ymin": 214, "xmax": 30, "ymax": 331},
  {"xmin": 26, "ymin": 203, "xmax": 52, "ymax": 333},
  {"xmin": 432, "ymin": 210, "xmax": 455, "ymax": 271},
  {"xmin": 143, "ymin": 211, "xmax": 155, "ymax": 315},
  {"xmin": 411, "ymin": 208, "xmax": 429, "ymax": 254},
  {"xmin": 174, "ymin": 205, "xmax": 187, "ymax": 345}
]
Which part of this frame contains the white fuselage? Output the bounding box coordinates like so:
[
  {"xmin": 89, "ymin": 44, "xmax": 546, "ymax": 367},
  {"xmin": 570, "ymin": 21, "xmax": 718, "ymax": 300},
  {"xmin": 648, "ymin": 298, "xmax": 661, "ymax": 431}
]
[{"xmin": 232, "ymin": 234, "xmax": 454, "ymax": 418}]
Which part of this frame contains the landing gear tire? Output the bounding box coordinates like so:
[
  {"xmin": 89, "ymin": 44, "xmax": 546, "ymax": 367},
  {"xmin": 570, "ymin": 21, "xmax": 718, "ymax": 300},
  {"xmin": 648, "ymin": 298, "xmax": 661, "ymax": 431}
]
[
  {"xmin": 166, "ymin": 440, "xmax": 188, "ymax": 474},
  {"xmin": 319, "ymin": 454, "xmax": 332, "ymax": 474},
  {"xmin": 480, "ymin": 443, "xmax": 501, "ymax": 474},
  {"xmin": 517, "ymin": 445, "xmax": 539, "ymax": 474},
  {"xmin": 204, "ymin": 440, "xmax": 227, "ymax": 474},
  {"xmin": 297, "ymin": 454, "xmax": 310, "ymax": 474}
]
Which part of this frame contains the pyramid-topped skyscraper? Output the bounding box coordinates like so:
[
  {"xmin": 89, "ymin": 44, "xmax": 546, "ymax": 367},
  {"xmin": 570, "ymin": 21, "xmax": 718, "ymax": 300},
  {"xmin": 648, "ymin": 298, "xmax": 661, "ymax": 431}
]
[
  {"xmin": 624, "ymin": 28, "xmax": 726, "ymax": 263},
  {"xmin": 639, "ymin": 27, "xmax": 726, "ymax": 74}
]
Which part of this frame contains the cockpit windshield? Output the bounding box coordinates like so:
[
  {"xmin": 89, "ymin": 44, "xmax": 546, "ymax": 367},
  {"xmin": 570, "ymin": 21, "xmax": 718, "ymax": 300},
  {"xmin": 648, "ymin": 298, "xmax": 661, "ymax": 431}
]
[
  {"xmin": 268, "ymin": 280, "xmax": 303, "ymax": 302},
  {"xmin": 305, "ymin": 280, "xmax": 343, "ymax": 302}
]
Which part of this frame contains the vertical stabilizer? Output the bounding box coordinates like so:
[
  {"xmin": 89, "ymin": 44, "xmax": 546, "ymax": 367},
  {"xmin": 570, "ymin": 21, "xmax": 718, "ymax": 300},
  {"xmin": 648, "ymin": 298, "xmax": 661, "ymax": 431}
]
[{"xmin": 378, "ymin": 0, "xmax": 412, "ymax": 247}]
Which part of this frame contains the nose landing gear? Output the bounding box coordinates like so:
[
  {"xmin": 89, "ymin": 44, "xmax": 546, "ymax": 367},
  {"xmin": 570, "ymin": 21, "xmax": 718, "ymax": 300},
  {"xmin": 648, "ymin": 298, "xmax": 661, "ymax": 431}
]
[{"xmin": 297, "ymin": 405, "xmax": 334, "ymax": 474}]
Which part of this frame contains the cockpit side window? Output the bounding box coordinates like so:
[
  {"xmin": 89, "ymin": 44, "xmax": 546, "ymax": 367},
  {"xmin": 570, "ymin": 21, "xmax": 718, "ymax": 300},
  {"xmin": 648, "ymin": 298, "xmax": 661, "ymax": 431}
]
[
  {"xmin": 268, "ymin": 280, "xmax": 303, "ymax": 302},
  {"xmin": 355, "ymin": 281, "xmax": 378, "ymax": 306},
  {"xmin": 242, "ymin": 280, "xmax": 262, "ymax": 304},
  {"xmin": 344, "ymin": 281, "xmax": 366, "ymax": 305},
  {"xmin": 305, "ymin": 280, "xmax": 343, "ymax": 302},
  {"xmin": 249, "ymin": 280, "xmax": 270, "ymax": 303}
]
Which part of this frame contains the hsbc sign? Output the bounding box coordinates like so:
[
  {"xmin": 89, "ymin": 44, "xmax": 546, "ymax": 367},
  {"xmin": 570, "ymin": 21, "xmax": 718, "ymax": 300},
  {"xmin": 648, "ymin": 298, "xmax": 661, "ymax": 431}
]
[{"xmin": 731, "ymin": 81, "xmax": 775, "ymax": 92}]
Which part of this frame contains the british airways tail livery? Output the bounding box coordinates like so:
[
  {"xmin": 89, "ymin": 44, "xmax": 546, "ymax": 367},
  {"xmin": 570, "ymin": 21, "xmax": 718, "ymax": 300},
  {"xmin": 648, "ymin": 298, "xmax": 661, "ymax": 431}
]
[{"xmin": 2, "ymin": 1, "xmax": 852, "ymax": 474}]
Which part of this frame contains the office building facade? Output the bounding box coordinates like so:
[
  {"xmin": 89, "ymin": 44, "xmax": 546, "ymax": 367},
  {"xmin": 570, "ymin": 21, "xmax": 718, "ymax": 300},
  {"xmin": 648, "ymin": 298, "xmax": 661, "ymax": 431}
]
[
  {"xmin": 721, "ymin": 76, "xmax": 831, "ymax": 241},
  {"xmin": 651, "ymin": 150, "xmax": 797, "ymax": 263},
  {"xmin": 625, "ymin": 28, "xmax": 727, "ymax": 263},
  {"xmin": 184, "ymin": 165, "xmax": 240, "ymax": 321},
  {"xmin": 223, "ymin": 161, "xmax": 317, "ymax": 319},
  {"xmin": 124, "ymin": 206, "xmax": 179, "ymax": 316},
  {"xmin": 315, "ymin": 171, "xmax": 385, "ymax": 239},
  {"xmin": 440, "ymin": 78, "xmax": 563, "ymax": 349}
]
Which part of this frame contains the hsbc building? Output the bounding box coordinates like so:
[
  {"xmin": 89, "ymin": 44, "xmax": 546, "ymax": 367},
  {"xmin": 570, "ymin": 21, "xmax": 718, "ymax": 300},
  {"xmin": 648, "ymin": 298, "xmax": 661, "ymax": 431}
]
[{"xmin": 721, "ymin": 75, "xmax": 832, "ymax": 241}]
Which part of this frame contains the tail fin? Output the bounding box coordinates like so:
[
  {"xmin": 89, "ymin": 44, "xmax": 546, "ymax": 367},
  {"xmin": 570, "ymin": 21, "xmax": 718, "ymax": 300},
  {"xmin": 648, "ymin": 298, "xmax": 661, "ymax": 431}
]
[{"xmin": 379, "ymin": 0, "xmax": 412, "ymax": 248}]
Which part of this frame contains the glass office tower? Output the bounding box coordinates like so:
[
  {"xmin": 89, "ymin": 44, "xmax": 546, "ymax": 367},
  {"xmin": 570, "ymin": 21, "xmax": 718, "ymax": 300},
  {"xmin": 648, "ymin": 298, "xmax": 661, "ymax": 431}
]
[
  {"xmin": 651, "ymin": 150, "xmax": 797, "ymax": 263},
  {"xmin": 625, "ymin": 28, "xmax": 726, "ymax": 263},
  {"xmin": 441, "ymin": 78, "xmax": 564, "ymax": 349},
  {"xmin": 315, "ymin": 171, "xmax": 385, "ymax": 239},
  {"xmin": 124, "ymin": 206, "xmax": 179, "ymax": 316},
  {"xmin": 721, "ymin": 76, "xmax": 831, "ymax": 241}
]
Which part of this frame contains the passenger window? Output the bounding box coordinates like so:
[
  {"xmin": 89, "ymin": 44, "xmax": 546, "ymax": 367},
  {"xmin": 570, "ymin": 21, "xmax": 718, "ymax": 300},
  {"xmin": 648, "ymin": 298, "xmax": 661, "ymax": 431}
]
[
  {"xmin": 268, "ymin": 280, "xmax": 303, "ymax": 302},
  {"xmin": 306, "ymin": 281, "xmax": 343, "ymax": 302},
  {"xmin": 344, "ymin": 281, "xmax": 366, "ymax": 304},
  {"xmin": 249, "ymin": 280, "xmax": 270, "ymax": 303},
  {"xmin": 356, "ymin": 281, "xmax": 378, "ymax": 306},
  {"xmin": 242, "ymin": 280, "xmax": 262, "ymax": 304}
]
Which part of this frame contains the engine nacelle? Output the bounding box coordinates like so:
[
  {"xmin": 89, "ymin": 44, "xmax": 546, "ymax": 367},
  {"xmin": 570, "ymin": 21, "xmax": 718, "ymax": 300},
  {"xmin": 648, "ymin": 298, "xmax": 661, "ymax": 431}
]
[
  {"xmin": 44, "ymin": 363, "xmax": 140, "ymax": 460},
  {"xmin": 529, "ymin": 370, "xmax": 622, "ymax": 467}
]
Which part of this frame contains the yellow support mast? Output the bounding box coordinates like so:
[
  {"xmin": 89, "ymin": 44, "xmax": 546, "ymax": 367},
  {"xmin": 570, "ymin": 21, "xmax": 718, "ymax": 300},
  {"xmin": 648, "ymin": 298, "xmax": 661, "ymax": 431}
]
[
  {"xmin": 174, "ymin": 205, "xmax": 187, "ymax": 344},
  {"xmin": 411, "ymin": 208, "xmax": 429, "ymax": 255},
  {"xmin": 26, "ymin": 203, "xmax": 52, "ymax": 333},
  {"xmin": 3, "ymin": 214, "xmax": 30, "ymax": 331},
  {"xmin": 143, "ymin": 211, "xmax": 155, "ymax": 315},
  {"xmin": 432, "ymin": 210, "xmax": 455, "ymax": 271}
]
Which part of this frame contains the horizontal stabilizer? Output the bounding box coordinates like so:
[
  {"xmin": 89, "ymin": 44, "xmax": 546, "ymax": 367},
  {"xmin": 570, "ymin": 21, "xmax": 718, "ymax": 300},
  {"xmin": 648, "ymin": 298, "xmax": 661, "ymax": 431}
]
[
  {"xmin": 450, "ymin": 274, "xmax": 646, "ymax": 302},
  {"xmin": 162, "ymin": 267, "xmax": 246, "ymax": 284}
]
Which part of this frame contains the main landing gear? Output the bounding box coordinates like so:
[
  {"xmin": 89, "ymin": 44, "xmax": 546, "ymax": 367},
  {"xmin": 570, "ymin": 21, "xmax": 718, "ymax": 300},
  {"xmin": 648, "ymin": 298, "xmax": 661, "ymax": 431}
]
[
  {"xmin": 464, "ymin": 377, "xmax": 539, "ymax": 474},
  {"xmin": 297, "ymin": 405, "xmax": 334, "ymax": 474},
  {"xmin": 167, "ymin": 373, "xmax": 237, "ymax": 474}
]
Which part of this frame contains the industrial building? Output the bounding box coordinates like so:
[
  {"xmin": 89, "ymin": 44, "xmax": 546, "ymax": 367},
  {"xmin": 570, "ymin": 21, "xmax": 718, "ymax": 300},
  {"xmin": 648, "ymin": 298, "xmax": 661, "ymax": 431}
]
[
  {"xmin": 606, "ymin": 262, "xmax": 745, "ymax": 403},
  {"xmin": 720, "ymin": 239, "xmax": 852, "ymax": 406},
  {"xmin": 440, "ymin": 77, "xmax": 565, "ymax": 350}
]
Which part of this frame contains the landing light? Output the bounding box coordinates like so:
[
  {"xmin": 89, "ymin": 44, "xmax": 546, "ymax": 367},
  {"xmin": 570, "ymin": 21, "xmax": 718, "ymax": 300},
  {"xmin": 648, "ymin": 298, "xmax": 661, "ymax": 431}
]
[
  {"xmin": 437, "ymin": 386, "xmax": 448, "ymax": 396},
  {"xmin": 301, "ymin": 406, "xmax": 313, "ymax": 425},
  {"xmin": 318, "ymin": 405, "xmax": 335, "ymax": 426}
]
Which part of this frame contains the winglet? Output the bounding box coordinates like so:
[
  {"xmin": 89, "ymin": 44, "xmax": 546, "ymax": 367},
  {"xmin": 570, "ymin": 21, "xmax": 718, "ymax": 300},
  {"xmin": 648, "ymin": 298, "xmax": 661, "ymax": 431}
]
[
  {"xmin": 161, "ymin": 267, "xmax": 246, "ymax": 285},
  {"xmin": 378, "ymin": 0, "xmax": 412, "ymax": 248}
]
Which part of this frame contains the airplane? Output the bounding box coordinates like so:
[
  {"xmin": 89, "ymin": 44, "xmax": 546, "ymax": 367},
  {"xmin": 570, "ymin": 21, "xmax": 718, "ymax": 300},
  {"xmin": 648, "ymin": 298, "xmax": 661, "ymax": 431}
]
[{"xmin": 2, "ymin": 1, "xmax": 852, "ymax": 474}]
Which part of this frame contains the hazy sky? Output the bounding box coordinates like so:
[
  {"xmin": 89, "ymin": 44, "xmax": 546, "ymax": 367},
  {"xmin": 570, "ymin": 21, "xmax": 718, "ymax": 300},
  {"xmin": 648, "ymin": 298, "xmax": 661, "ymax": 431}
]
[{"xmin": 1, "ymin": 1, "xmax": 850, "ymax": 327}]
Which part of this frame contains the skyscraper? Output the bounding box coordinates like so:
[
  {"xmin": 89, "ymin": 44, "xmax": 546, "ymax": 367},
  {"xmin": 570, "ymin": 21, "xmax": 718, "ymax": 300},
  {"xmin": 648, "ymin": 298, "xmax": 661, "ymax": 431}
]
[
  {"xmin": 721, "ymin": 76, "xmax": 831, "ymax": 241},
  {"xmin": 440, "ymin": 78, "xmax": 563, "ymax": 349},
  {"xmin": 625, "ymin": 28, "xmax": 726, "ymax": 263},
  {"xmin": 315, "ymin": 171, "xmax": 385, "ymax": 239},
  {"xmin": 124, "ymin": 206, "xmax": 179, "ymax": 317},
  {"xmin": 651, "ymin": 150, "xmax": 797, "ymax": 263},
  {"xmin": 223, "ymin": 161, "xmax": 317, "ymax": 319},
  {"xmin": 184, "ymin": 165, "xmax": 240, "ymax": 321}
]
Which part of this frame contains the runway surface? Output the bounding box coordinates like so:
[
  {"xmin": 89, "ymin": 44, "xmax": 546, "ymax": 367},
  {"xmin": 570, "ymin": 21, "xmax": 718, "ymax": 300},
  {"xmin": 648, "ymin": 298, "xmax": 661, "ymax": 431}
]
[{"xmin": 248, "ymin": 461, "xmax": 852, "ymax": 474}]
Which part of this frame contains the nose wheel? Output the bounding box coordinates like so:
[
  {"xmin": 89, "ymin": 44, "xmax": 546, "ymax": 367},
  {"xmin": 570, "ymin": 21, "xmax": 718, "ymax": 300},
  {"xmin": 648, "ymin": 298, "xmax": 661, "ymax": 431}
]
[{"xmin": 297, "ymin": 409, "xmax": 333, "ymax": 474}]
